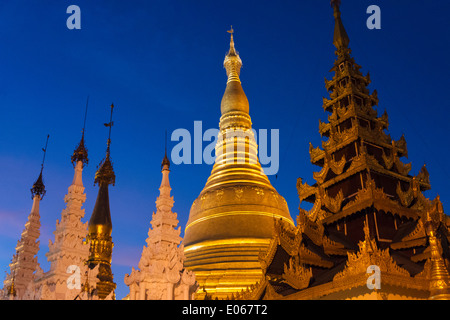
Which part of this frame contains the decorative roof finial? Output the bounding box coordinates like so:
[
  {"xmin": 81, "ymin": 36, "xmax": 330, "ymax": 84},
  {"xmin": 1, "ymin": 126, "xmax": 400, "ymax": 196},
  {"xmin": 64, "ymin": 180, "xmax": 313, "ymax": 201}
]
[
  {"xmin": 226, "ymin": 25, "xmax": 237, "ymax": 56},
  {"xmin": 425, "ymin": 211, "xmax": 450, "ymax": 299},
  {"xmin": 105, "ymin": 103, "xmax": 114, "ymax": 158},
  {"xmin": 161, "ymin": 130, "xmax": 170, "ymax": 170},
  {"xmin": 220, "ymin": 26, "xmax": 250, "ymax": 116},
  {"xmin": 7, "ymin": 277, "xmax": 16, "ymax": 298},
  {"xmin": 31, "ymin": 134, "xmax": 49, "ymax": 200},
  {"xmin": 227, "ymin": 26, "xmax": 235, "ymax": 54},
  {"xmin": 94, "ymin": 103, "xmax": 115, "ymax": 186},
  {"xmin": 224, "ymin": 26, "xmax": 242, "ymax": 83},
  {"xmin": 41, "ymin": 134, "xmax": 49, "ymax": 171},
  {"xmin": 71, "ymin": 96, "xmax": 89, "ymax": 167}
]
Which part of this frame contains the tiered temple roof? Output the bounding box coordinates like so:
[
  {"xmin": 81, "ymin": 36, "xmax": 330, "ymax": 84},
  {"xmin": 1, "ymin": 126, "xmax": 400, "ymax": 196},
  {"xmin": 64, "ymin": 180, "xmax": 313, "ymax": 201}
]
[{"xmin": 237, "ymin": 1, "xmax": 450, "ymax": 300}]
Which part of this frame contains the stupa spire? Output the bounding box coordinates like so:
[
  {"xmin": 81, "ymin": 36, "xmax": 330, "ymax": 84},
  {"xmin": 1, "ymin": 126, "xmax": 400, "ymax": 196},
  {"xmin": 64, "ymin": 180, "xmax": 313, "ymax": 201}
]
[
  {"xmin": 86, "ymin": 103, "xmax": 116, "ymax": 300},
  {"xmin": 95, "ymin": 103, "xmax": 115, "ymax": 186},
  {"xmin": 426, "ymin": 202, "xmax": 450, "ymax": 300},
  {"xmin": 220, "ymin": 27, "xmax": 249, "ymax": 117},
  {"xmin": 224, "ymin": 26, "xmax": 242, "ymax": 83},
  {"xmin": 2, "ymin": 136, "xmax": 49, "ymax": 299},
  {"xmin": 331, "ymin": 0, "xmax": 350, "ymax": 52},
  {"xmin": 124, "ymin": 148, "xmax": 197, "ymax": 300},
  {"xmin": 161, "ymin": 130, "xmax": 170, "ymax": 170},
  {"xmin": 40, "ymin": 107, "xmax": 91, "ymax": 300},
  {"xmin": 71, "ymin": 96, "xmax": 89, "ymax": 168},
  {"xmin": 183, "ymin": 29, "xmax": 293, "ymax": 299},
  {"xmin": 31, "ymin": 134, "xmax": 49, "ymax": 200}
]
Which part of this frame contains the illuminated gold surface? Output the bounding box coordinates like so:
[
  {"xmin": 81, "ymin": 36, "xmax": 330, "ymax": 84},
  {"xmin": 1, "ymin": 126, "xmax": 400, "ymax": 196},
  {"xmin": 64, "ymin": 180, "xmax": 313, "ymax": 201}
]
[
  {"xmin": 85, "ymin": 182, "xmax": 116, "ymax": 300},
  {"xmin": 238, "ymin": 1, "xmax": 450, "ymax": 301},
  {"xmin": 426, "ymin": 209, "xmax": 450, "ymax": 300},
  {"xmin": 183, "ymin": 30, "xmax": 293, "ymax": 299},
  {"xmin": 184, "ymin": 238, "xmax": 271, "ymax": 300},
  {"xmin": 85, "ymin": 110, "xmax": 117, "ymax": 300}
]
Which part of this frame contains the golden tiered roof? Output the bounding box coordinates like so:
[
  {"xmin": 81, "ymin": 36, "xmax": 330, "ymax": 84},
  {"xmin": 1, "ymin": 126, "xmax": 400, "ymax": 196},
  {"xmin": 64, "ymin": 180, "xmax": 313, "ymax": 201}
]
[{"xmin": 238, "ymin": 1, "xmax": 450, "ymax": 300}]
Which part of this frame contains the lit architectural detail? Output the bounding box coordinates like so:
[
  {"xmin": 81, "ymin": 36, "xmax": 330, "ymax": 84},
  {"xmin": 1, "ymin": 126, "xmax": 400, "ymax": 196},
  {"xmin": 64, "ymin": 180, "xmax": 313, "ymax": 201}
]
[
  {"xmin": 85, "ymin": 104, "xmax": 116, "ymax": 300},
  {"xmin": 236, "ymin": 1, "xmax": 450, "ymax": 300},
  {"xmin": 426, "ymin": 200, "xmax": 450, "ymax": 300},
  {"xmin": 1, "ymin": 2, "xmax": 449, "ymax": 302},
  {"xmin": 1, "ymin": 137, "xmax": 49, "ymax": 300},
  {"xmin": 125, "ymin": 152, "xmax": 198, "ymax": 299},
  {"xmin": 183, "ymin": 27, "xmax": 294, "ymax": 300},
  {"xmin": 3, "ymin": 194, "xmax": 42, "ymax": 300}
]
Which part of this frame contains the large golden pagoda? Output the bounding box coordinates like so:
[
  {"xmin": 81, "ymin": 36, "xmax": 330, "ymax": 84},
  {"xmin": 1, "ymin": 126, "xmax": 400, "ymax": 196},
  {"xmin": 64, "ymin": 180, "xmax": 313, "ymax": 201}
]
[
  {"xmin": 183, "ymin": 28, "xmax": 294, "ymax": 299},
  {"xmin": 85, "ymin": 104, "xmax": 117, "ymax": 300}
]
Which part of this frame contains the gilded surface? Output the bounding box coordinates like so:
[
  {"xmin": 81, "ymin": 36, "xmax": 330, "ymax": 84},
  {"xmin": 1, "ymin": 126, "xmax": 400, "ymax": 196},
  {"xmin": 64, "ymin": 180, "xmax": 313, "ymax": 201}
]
[
  {"xmin": 240, "ymin": 1, "xmax": 450, "ymax": 301},
  {"xmin": 183, "ymin": 30, "xmax": 293, "ymax": 299}
]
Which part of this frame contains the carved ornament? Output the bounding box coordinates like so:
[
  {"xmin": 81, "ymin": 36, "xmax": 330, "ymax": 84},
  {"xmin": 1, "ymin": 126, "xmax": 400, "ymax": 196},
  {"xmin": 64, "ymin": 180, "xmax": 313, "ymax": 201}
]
[
  {"xmin": 333, "ymin": 222, "xmax": 410, "ymax": 284},
  {"xmin": 396, "ymin": 182, "xmax": 414, "ymax": 207},
  {"xmin": 282, "ymin": 255, "xmax": 312, "ymax": 290}
]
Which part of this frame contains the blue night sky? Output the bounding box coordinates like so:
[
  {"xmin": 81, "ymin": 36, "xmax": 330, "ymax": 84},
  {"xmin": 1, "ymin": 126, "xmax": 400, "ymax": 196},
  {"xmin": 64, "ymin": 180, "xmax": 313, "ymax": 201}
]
[{"xmin": 0, "ymin": 0, "xmax": 449, "ymax": 299}]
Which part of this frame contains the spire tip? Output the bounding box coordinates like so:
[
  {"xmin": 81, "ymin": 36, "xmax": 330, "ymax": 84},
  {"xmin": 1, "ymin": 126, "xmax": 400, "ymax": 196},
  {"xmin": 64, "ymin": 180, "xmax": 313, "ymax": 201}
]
[
  {"xmin": 162, "ymin": 130, "xmax": 170, "ymax": 170},
  {"xmin": 95, "ymin": 103, "xmax": 116, "ymax": 186},
  {"xmin": 330, "ymin": 0, "xmax": 341, "ymax": 8},
  {"xmin": 72, "ymin": 99, "xmax": 89, "ymax": 167}
]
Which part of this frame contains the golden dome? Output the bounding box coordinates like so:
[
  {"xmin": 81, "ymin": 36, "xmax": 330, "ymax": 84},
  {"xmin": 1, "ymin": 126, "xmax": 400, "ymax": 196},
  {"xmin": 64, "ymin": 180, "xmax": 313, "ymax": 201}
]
[{"xmin": 183, "ymin": 28, "xmax": 294, "ymax": 299}]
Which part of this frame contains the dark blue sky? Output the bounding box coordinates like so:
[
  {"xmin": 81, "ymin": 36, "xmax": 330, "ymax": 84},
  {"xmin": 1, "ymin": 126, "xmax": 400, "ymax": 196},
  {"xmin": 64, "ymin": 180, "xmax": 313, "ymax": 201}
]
[{"xmin": 0, "ymin": 0, "xmax": 449, "ymax": 299}]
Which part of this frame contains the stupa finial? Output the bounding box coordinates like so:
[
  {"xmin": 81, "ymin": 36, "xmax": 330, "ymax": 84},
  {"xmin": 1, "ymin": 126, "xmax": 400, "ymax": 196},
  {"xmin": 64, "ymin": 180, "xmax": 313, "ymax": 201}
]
[
  {"xmin": 94, "ymin": 103, "xmax": 115, "ymax": 186},
  {"xmin": 31, "ymin": 134, "xmax": 49, "ymax": 199},
  {"xmin": 331, "ymin": 0, "xmax": 350, "ymax": 52},
  {"xmin": 71, "ymin": 96, "xmax": 89, "ymax": 167}
]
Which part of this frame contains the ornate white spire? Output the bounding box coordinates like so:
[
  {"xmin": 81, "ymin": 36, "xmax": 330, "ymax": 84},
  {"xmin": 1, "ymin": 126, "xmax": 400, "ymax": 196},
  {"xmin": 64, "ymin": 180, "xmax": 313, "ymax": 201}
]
[
  {"xmin": 2, "ymin": 136, "xmax": 49, "ymax": 300},
  {"xmin": 124, "ymin": 152, "xmax": 197, "ymax": 300},
  {"xmin": 39, "ymin": 158, "xmax": 91, "ymax": 300},
  {"xmin": 6, "ymin": 196, "xmax": 42, "ymax": 299},
  {"xmin": 26, "ymin": 106, "xmax": 94, "ymax": 299},
  {"xmin": 149, "ymin": 153, "xmax": 182, "ymax": 249},
  {"xmin": 2, "ymin": 184, "xmax": 43, "ymax": 300}
]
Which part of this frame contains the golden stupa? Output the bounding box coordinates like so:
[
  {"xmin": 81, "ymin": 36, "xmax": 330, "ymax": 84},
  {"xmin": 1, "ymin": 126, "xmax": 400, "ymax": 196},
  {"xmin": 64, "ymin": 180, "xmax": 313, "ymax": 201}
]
[{"xmin": 183, "ymin": 28, "xmax": 294, "ymax": 299}]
